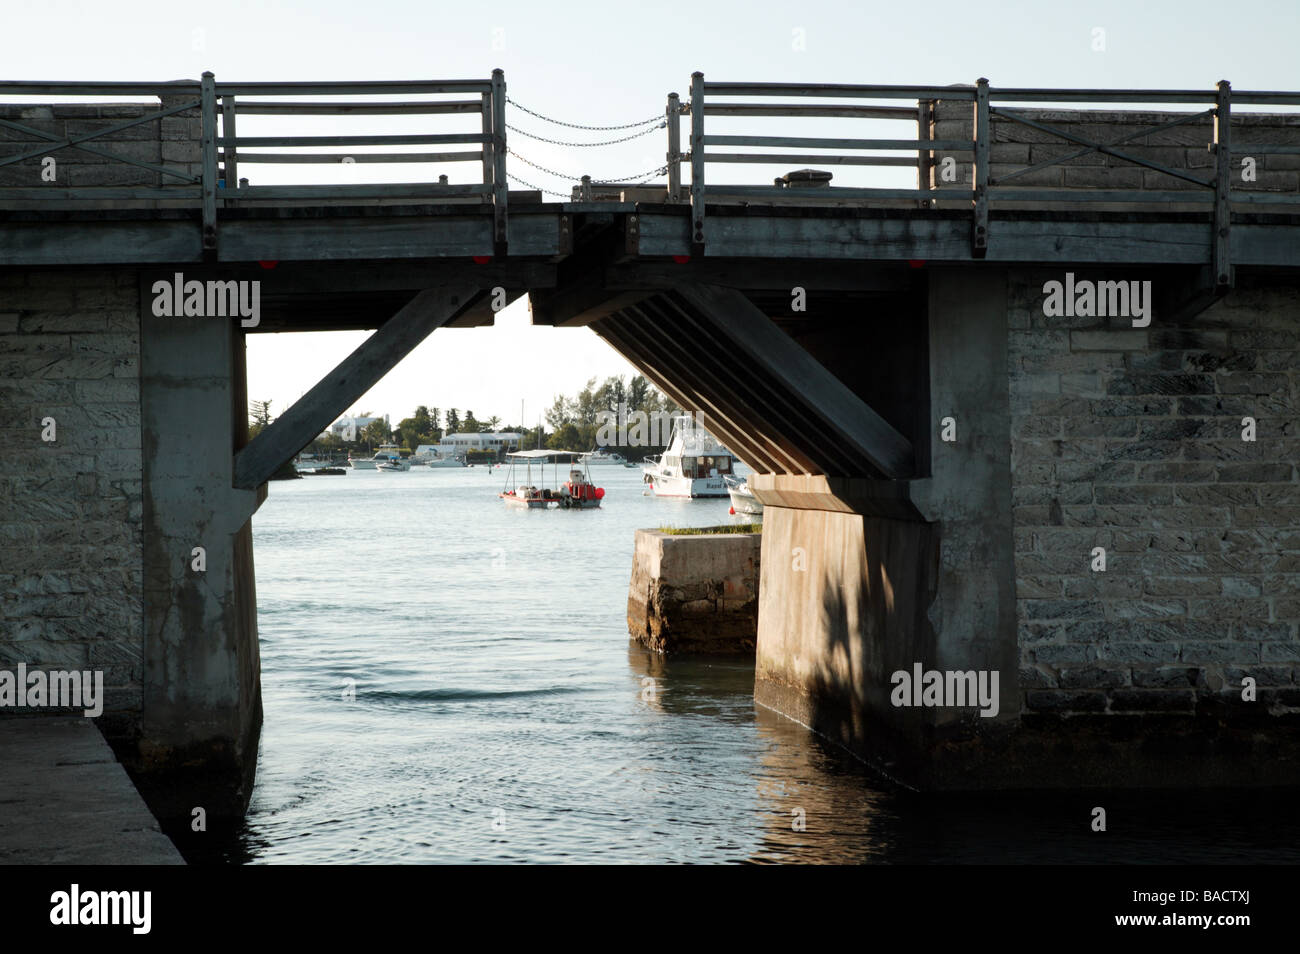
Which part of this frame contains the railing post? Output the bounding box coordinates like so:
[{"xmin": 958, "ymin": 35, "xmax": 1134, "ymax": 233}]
[
  {"xmin": 220, "ymin": 93, "xmax": 238, "ymax": 202},
  {"xmin": 490, "ymin": 68, "xmax": 508, "ymax": 254},
  {"xmin": 916, "ymin": 98, "xmax": 933, "ymax": 209},
  {"xmin": 666, "ymin": 91, "xmax": 682, "ymax": 203},
  {"xmin": 689, "ymin": 71, "xmax": 705, "ymax": 254},
  {"xmin": 480, "ymin": 91, "xmax": 493, "ymax": 193},
  {"xmin": 200, "ymin": 71, "xmax": 218, "ymax": 255},
  {"xmin": 1213, "ymin": 79, "xmax": 1233, "ymax": 291},
  {"xmin": 972, "ymin": 77, "xmax": 989, "ymax": 258}
]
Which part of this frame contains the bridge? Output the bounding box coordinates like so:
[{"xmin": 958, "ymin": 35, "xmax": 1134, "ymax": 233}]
[{"xmin": 3, "ymin": 72, "xmax": 1299, "ymax": 813}]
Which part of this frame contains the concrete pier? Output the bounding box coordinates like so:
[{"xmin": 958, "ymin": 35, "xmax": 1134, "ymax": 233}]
[
  {"xmin": 627, "ymin": 528, "xmax": 761, "ymax": 654},
  {"xmin": 0, "ymin": 718, "xmax": 184, "ymax": 864}
]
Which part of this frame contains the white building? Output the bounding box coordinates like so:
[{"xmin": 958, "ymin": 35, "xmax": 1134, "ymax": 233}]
[
  {"xmin": 330, "ymin": 414, "xmax": 386, "ymax": 439},
  {"xmin": 435, "ymin": 431, "xmax": 522, "ymax": 454}
]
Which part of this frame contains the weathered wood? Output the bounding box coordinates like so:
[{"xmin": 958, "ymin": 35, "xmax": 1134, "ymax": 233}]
[
  {"xmin": 221, "ymin": 95, "xmax": 238, "ymax": 192},
  {"xmin": 229, "ymin": 152, "xmax": 483, "ymax": 164},
  {"xmin": 703, "ymin": 135, "xmax": 968, "ymax": 151},
  {"xmin": 917, "ymin": 98, "xmax": 933, "ymax": 208},
  {"xmin": 1214, "ymin": 80, "xmax": 1234, "ymax": 289},
  {"xmin": 221, "ymin": 133, "xmax": 486, "ymax": 147},
  {"xmin": 706, "ymin": 103, "xmax": 916, "ymax": 119},
  {"xmin": 666, "ymin": 92, "xmax": 682, "ymax": 203},
  {"xmin": 706, "ymin": 153, "xmax": 922, "ymax": 167},
  {"xmin": 670, "ymin": 284, "xmax": 914, "ymax": 478},
  {"xmin": 201, "ymin": 72, "xmax": 218, "ymax": 253},
  {"xmin": 592, "ymin": 310, "xmax": 793, "ymax": 472},
  {"xmin": 232, "ymin": 182, "xmax": 491, "ymax": 197},
  {"xmin": 233, "ymin": 100, "xmax": 482, "ymax": 115},
  {"xmin": 491, "ymin": 69, "xmax": 508, "ymax": 250},
  {"xmin": 972, "ymin": 77, "xmax": 989, "ymax": 257},
  {"xmin": 233, "ymin": 285, "xmax": 481, "ymax": 489},
  {"xmin": 704, "ymin": 82, "xmax": 976, "ymax": 100},
  {"xmin": 216, "ymin": 80, "xmax": 491, "ymax": 95},
  {"xmin": 690, "ymin": 72, "xmax": 705, "ymax": 252}
]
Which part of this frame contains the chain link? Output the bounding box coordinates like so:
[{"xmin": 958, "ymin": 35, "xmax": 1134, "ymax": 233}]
[
  {"xmin": 507, "ymin": 148, "xmax": 667, "ymax": 185},
  {"xmin": 505, "ymin": 121, "xmax": 665, "ymax": 148},
  {"xmin": 505, "ymin": 171, "xmax": 574, "ymax": 199},
  {"xmin": 504, "ymin": 97, "xmax": 663, "ymax": 131}
]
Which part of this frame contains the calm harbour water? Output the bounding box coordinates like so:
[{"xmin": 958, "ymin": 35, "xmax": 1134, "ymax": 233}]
[{"xmin": 171, "ymin": 465, "xmax": 1300, "ymax": 864}]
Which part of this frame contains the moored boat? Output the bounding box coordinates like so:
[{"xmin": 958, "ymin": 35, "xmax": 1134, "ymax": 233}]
[
  {"xmin": 499, "ymin": 450, "xmax": 604, "ymax": 510},
  {"xmin": 642, "ymin": 416, "xmax": 733, "ymax": 498},
  {"xmin": 725, "ymin": 475, "xmax": 763, "ymax": 515}
]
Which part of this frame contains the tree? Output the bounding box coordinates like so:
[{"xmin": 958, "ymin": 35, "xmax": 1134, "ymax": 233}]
[
  {"xmin": 445, "ymin": 409, "xmax": 461, "ymax": 435},
  {"xmin": 361, "ymin": 418, "xmax": 390, "ymax": 448},
  {"xmin": 463, "ymin": 410, "xmax": 479, "ymax": 433},
  {"xmin": 485, "ymin": 415, "xmax": 501, "ymax": 432}
]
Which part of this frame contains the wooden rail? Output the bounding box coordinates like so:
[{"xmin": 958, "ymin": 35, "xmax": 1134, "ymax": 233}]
[
  {"xmin": 2, "ymin": 74, "xmax": 1300, "ymax": 279},
  {"xmin": 0, "ymin": 72, "xmax": 509, "ymax": 255},
  {"xmin": 677, "ymin": 76, "xmax": 1300, "ymax": 280}
]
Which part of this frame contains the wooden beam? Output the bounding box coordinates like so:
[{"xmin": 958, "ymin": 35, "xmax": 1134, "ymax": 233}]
[
  {"xmin": 671, "ymin": 284, "xmax": 915, "ymax": 478},
  {"xmin": 232, "ymin": 285, "xmax": 481, "ymax": 489}
]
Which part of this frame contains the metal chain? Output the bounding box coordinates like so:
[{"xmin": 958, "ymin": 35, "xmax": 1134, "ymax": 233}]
[
  {"xmin": 507, "ymin": 148, "xmax": 667, "ymax": 185},
  {"xmin": 505, "ymin": 97, "xmax": 663, "ymax": 131},
  {"xmin": 505, "ymin": 171, "xmax": 574, "ymax": 199},
  {"xmin": 505, "ymin": 120, "xmax": 665, "ymax": 148}
]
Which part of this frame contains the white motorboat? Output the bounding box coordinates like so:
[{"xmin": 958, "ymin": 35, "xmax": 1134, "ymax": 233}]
[
  {"xmin": 376, "ymin": 458, "xmax": 410, "ymax": 472},
  {"xmin": 499, "ymin": 450, "xmax": 604, "ymax": 510},
  {"xmin": 725, "ymin": 475, "xmax": 763, "ymax": 515},
  {"xmin": 579, "ymin": 448, "xmax": 629, "ymax": 466},
  {"xmin": 421, "ymin": 453, "xmax": 467, "ymax": 468},
  {"xmin": 642, "ymin": 416, "xmax": 734, "ymax": 498},
  {"xmin": 352, "ymin": 443, "xmax": 407, "ymax": 470}
]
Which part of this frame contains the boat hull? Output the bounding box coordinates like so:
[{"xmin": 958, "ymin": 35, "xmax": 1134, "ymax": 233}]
[
  {"xmin": 645, "ymin": 472, "xmax": 728, "ymax": 498},
  {"xmin": 728, "ymin": 488, "xmax": 764, "ymax": 515},
  {"xmin": 349, "ymin": 459, "xmax": 378, "ymax": 470}
]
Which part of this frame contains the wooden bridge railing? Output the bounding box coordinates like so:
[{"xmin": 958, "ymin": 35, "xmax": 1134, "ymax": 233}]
[
  {"xmin": 0, "ymin": 71, "xmax": 509, "ymax": 252},
  {"xmin": 677, "ymin": 76, "xmax": 1300, "ymax": 285}
]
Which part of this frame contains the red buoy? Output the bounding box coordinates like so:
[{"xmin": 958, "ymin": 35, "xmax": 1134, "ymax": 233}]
[
  {"xmin": 595, "ymin": 487, "xmax": 605, "ymax": 499},
  {"xmin": 729, "ymin": 506, "xmax": 735, "ymax": 515}
]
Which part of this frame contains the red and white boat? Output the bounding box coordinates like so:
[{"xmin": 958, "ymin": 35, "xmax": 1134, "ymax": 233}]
[{"xmin": 499, "ymin": 450, "xmax": 605, "ymax": 510}]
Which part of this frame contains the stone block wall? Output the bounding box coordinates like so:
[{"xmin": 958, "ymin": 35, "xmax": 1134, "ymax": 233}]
[
  {"xmin": 927, "ymin": 96, "xmax": 1300, "ymax": 204},
  {"xmin": 0, "ymin": 99, "xmax": 203, "ymax": 204},
  {"xmin": 0, "ymin": 268, "xmax": 144, "ymax": 737},
  {"xmin": 1008, "ymin": 271, "xmax": 1300, "ymax": 717}
]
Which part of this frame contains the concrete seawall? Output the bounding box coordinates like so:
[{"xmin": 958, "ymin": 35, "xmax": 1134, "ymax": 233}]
[{"xmin": 627, "ymin": 529, "xmax": 760, "ymax": 654}]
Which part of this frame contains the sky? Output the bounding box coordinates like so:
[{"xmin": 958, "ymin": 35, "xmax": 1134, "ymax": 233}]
[{"xmin": 6, "ymin": 0, "xmax": 1299, "ymax": 429}]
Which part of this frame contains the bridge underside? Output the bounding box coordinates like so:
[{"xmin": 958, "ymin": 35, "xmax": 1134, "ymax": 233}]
[{"xmin": 6, "ymin": 200, "xmax": 1300, "ymax": 813}]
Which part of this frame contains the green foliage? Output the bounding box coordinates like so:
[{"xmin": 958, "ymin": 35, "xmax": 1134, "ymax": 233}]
[{"xmin": 658, "ymin": 523, "xmax": 762, "ymax": 535}]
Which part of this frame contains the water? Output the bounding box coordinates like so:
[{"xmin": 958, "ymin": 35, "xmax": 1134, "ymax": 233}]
[{"xmin": 174, "ymin": 464, "xmax": 1300, "ymax": 864}]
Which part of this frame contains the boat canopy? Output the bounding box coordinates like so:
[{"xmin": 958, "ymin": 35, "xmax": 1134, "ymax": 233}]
[{"xmin": 506, "ymin": 449, "xmax": 585, "ymax": 463}]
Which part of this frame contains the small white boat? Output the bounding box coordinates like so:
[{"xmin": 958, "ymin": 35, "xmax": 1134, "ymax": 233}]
[
  {"xmin": 352, "ymin": 442, "xmax": 408, "ymax": 470},
  {"xmin": 421, "ymin": 453, "xmax": 467, "ymax": 468},
  {"xmin": 579, "ymin": 448, "xmax": 629, "ymax": 466},
  {"xmin": 725, "ymin": 475, "xmax": 763, "ymax": 515},
  {"xmin": 499, "ymin": 450, "xmax": 604, "ymax": 510},
  {"xmin": 642, "ymin": 416, "xmax": 734, "ymax": 498},
  {"xmin": 376, "ymin": 458, "xmax": 410, "ymax": 472}
]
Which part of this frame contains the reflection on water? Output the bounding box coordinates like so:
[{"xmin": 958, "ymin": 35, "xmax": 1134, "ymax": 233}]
[{"xmin": 160, "ymin": 466, "xmax": 1300, "ymax": 865}]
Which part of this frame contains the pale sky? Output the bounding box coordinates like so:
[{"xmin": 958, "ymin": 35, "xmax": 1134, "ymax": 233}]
[{"xmin": 6, "ymin": 0, "xmax": 1297, "ymax": 427}]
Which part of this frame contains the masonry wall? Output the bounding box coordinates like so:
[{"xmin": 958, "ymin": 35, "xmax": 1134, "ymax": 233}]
[
  {"xmin": 928, "ymin": 98, "xmax": 1300, "ymax": 206},
  {"xmin": 0, "ymin": 99, "xmax": 202, "ymax": 204},
  {"xmin": 1008, "ymin": 272, "xmax": 1300, "ymax": 717},
  {"xmin": 0, "ymin": 268, "xmax": 145, "ymax": 738}
]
